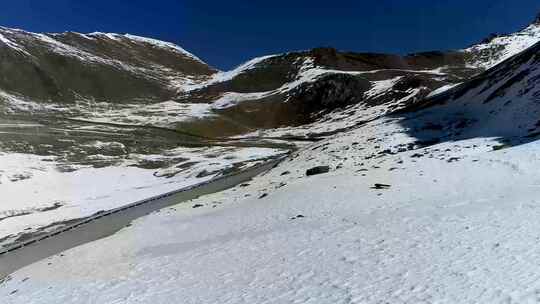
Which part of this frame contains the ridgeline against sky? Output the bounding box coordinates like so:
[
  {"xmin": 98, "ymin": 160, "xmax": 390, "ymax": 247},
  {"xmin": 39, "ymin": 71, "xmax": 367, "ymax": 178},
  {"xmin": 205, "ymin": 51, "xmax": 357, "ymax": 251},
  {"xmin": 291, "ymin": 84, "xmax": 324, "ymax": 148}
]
[{"xmin": 1, "ymin": 0, "xmax": 540, "ymax": 69}]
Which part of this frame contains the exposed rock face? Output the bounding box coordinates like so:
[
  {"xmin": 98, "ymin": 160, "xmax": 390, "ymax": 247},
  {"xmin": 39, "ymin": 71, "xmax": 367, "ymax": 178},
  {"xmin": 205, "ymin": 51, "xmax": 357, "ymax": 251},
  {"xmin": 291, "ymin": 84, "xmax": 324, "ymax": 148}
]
[
  {"xmin": 310, "ymin": 47, "xmax": 473, "ymax": 72},
  {"xmin": 306, "ymin": 166, "xmax": 330, "ymax": 176},
  {"xmin": 289, "ymin": 74, "xmax": 371, "ymax": 121}
]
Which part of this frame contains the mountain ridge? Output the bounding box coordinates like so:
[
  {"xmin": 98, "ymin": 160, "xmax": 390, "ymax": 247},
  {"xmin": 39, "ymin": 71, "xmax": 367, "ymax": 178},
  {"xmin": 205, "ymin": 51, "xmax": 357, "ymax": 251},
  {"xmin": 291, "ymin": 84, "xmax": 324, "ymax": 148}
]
[{"xmin": 1, "ymin": 13, "xmax": 540, "ymax": 140}]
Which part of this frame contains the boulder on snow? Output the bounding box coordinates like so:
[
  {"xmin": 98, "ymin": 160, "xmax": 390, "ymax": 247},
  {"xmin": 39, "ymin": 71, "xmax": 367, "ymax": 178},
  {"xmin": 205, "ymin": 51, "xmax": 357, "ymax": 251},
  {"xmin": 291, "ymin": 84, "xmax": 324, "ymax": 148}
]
[
  {"xmin": 306, "ymin": 166, "xmax": 330, "ymax": 176},
  {"xmin": 371, "ymin": 183, "xmax": 391, "ymax": 189}
]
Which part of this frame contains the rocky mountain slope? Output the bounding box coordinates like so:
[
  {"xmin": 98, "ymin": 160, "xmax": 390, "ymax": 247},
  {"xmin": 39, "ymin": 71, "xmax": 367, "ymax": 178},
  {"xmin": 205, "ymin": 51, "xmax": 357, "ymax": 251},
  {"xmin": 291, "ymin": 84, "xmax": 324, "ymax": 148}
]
[
  {"xmin": 0, "ymin": 27, "xmax": 214, "ymax": 104},
  {"xmin": 3, "ymin": 15, "xmax": 540, "ymax": 139},
  {"xmin": 175, "ymin": 15, "xmax": 540, "ymax": 137},
  {"xmin": 463, "ymin": 14, "xmax": 540, "ymax": 69},
  {"xmin": 401, "ymin": 39, "xmax": 540, "ymax": 146}
]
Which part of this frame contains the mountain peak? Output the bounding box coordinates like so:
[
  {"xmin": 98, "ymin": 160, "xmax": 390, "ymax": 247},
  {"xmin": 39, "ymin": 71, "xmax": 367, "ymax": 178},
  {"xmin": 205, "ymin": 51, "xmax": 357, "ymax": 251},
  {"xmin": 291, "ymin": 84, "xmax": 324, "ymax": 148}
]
[
  {"xmin": 479, "ymin": 33, "xmax": 504, "ymax": 44},
  {"xmin": 532, "ymin": 12, "xmax": 540, "ymax": 25}
]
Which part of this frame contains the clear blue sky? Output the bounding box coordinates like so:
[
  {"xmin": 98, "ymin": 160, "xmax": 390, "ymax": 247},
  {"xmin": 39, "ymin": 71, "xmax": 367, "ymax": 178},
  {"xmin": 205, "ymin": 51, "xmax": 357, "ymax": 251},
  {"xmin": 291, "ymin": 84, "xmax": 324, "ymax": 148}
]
[{"xmin": 1, "ymin": 0, "xmax": 540, "ymax": 70}]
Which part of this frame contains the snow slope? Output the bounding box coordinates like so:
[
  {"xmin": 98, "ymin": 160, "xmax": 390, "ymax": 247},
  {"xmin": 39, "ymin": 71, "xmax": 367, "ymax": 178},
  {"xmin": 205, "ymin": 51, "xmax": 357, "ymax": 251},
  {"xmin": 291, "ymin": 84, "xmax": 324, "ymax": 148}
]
[
  {"xmin": 464, "ymin": 22, "xmax": 540, "ymax": 69},
  {"xmin": 3, "ymin": 119, "xmax": 540, "ymax": 303}
]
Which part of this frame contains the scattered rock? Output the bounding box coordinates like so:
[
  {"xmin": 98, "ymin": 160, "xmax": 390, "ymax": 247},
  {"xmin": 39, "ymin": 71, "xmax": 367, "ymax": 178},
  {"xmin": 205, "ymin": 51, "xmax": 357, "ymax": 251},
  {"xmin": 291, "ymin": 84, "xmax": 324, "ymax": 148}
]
[
  {"xmin": 378, "ymin": 149, "xmax": 394, "ymax": 155},
  {"xmin": 280, "ymin": 171, "xmax": 291, "ymax": 176},
  {"xmin": 259, "ymin": 193, "xmax": 269, "ymax": 199},
  {"xmin": 492, "ymin": 144, "xmax": 509, "ymax": 151},
  {"xmin": 306, "ymin": 166, "xmax": 330, "ymax": 176},
  {"xmin": 192, "ymin": 204, "xmax": 204, "ymax": 209},
  {"xmin": 291, "ymin": 214, "xmax": 306, "ymax": 220},
  {"xmin": 371, "ymin": 183, "xmax": 391, "ymax": 189}
]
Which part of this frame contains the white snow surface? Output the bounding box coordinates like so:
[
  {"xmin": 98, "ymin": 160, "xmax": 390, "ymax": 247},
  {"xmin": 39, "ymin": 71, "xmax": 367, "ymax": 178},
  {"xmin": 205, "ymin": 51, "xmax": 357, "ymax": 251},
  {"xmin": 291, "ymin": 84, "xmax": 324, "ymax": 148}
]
[
  {"xmin": 0, "ymin": 93, "xmax": 214, "ymax": 126},
  {"xmin": 0, "ymin": 146, "xmax": 285, "ymax": 245},
  {"xmin": 426, "ymin": 83, "xmax": 461, "ymax": 98},
  {"xmin": 364, "ymin": 77, "xmax": 403, "ymax": 98},
  {"xmin": 211, "ymin": 92, "xmax": 274, "ymax": 109},
  {"xmin": 72, "ymin": 100, "xmax": 215, "ymax": 126},
  {"xmin": 180, "ymin": 54, "xmax": 280, "ymax": 92},
  {"xmin": 464, "ymin": 23, "xmax": 540, "ymax": 69},
  {"xmin": 4, "ymin": 113, "xmax": 540, "ymax": 302}
]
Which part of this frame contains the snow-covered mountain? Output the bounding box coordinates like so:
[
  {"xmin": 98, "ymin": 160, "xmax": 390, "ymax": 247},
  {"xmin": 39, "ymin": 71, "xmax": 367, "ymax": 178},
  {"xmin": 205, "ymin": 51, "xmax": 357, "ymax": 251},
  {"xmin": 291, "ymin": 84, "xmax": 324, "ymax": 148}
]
[
  {"xmin": 176, "ymin": 16, "xmax": 540, "ymax": 138},
  {"xmin": 179, "ymin": 48, "xmax": 478, "ymax": 137},
  {"xmin": 463, "ymin": 14, "xmax": 540, "ymax": 69},
  {"xmin": 400, "ymin": 39, "xmax": 540, "ymax": 144},
  {"xmin": 2, "ymin": 15, "xmax": 540, "ymax": 139},
  {"xmin": 7, "ymin": 15, "xmax": 540, "ymax": 303}
]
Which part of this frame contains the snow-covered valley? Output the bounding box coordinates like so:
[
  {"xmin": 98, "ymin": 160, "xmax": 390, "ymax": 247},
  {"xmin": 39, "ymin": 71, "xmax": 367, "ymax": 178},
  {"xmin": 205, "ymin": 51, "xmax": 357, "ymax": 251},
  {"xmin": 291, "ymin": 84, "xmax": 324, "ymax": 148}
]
[
  {"xmin": 3, "ymin": 120, "xmax": 540, "ymax": 303},
  {"xmin": 4, "ymin": 12, "xmax": 540, "ymax": 303}
]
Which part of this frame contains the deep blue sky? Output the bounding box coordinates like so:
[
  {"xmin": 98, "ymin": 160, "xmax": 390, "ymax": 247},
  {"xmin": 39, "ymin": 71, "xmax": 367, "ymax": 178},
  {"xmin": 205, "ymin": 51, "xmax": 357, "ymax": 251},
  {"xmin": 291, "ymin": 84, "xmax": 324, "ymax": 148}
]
[{"xmin": 1, "ymin": 1, "xmax": 540, "ymax": 70}]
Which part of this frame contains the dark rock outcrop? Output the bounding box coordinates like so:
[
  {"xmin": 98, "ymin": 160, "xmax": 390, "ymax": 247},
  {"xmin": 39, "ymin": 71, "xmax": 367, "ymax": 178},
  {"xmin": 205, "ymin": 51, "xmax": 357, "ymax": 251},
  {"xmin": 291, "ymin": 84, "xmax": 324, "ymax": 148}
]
[{"xmin": 306, "ymin": 166, "xmax": 330, "ymax": 176}]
